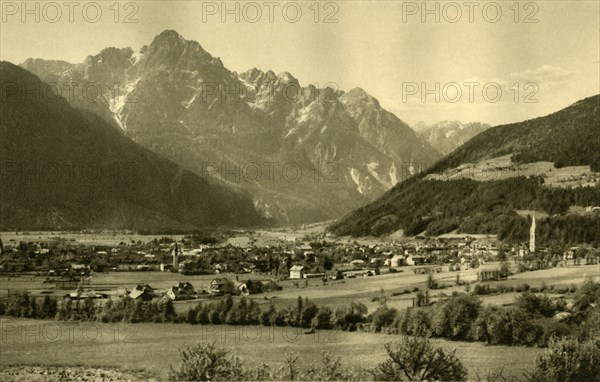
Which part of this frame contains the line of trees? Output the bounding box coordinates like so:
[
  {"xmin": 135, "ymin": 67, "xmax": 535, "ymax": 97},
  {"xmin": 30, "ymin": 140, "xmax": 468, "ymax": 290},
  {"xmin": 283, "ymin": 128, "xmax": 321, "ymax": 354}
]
[
  {"xmin": 1, "ymin": 280, "xmax": 598, "ymax": 349},
  {"xmin": 0, "ymin": 294, "xmax": 369, "ymax": 331},
  {"xmin": 379, "ymin": 280, "xmax": 600, "ymax": 347}
]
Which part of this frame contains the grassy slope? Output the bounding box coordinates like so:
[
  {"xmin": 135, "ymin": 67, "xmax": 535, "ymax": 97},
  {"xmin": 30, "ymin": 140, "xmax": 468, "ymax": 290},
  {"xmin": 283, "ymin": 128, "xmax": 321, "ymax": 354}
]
[{"xmin": 0, "ymin": 317, "xmax": 542, "ymax": 380}]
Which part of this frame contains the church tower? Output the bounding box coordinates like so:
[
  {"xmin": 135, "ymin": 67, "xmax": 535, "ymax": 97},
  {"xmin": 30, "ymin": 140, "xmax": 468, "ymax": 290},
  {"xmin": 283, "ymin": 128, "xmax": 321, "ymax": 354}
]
[
  {"xmin": 172, "ymin": 242, "xmax": 180, "ymax": 270},
  {"xmin": 529, "ymin": 213, "xmax": 536, "ymax": 253}
]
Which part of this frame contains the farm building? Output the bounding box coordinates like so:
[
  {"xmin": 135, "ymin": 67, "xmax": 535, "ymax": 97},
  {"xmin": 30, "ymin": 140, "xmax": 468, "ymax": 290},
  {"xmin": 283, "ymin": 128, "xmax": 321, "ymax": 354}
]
[
  {"xmin": 289, "ymin": 265, "xmax": 305, "ymax": 279},
  {"xmin": 406, "ymin": 255, "xmax": 426, "ymax": 266},
  {"xmin": 386, "ymin": 254, "xmax": 405, "ymax": 267},
  {"xmin": 164, "ymin": 282, "xmax": 195, "ymax": 301},
  {"xmin": 234, "ymin": 281, "xmax": 249, "ymax": 295},
  {"xmin": 350, "ymin": 259, "xmax": 366, "ymax": 268},
  {"xmin": 128, "ymin": 284, "xmax": 154, "ymax": 301},
  {"xmin": 208, "ymin": 277, "xmax": 249, "ymax": 295},
  {"xmin": 208, "ymin": 277, "xmax": 235, "ymax": 295}
]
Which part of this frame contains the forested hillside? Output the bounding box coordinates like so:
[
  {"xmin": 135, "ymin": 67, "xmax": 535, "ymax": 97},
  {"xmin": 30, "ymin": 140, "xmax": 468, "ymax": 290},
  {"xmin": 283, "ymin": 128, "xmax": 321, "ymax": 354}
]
[{"xmin": 331, "ymin": 95, "xmax": 600, "ymax": 245}]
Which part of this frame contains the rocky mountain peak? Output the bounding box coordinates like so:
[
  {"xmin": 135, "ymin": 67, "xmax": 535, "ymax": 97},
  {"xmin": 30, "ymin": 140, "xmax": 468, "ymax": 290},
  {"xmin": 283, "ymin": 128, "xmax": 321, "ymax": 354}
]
[
  {"xmin": 83, "ymin": 47, "xmax": 134, "ymax": 69},
  {"xmin": 340, "ymin": 87, "xmax": 381, "ymax": 109},
  {"xmin": 154, "ymin": 29, "xmax": 186, "ymax": 44},
  {"xmin": 277, "ymin": 71, "xmax": 298, "ymax": 84},
  {"xmin": 138, "ymin": 30, "xmax": 214, "ymax": 73}
]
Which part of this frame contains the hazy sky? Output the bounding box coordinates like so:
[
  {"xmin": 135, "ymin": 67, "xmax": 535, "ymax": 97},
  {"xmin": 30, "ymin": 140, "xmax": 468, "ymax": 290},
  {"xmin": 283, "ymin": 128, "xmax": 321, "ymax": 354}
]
[{"xmin": 1, "ymin": 0, "xmax": 598, "ymax": 125}]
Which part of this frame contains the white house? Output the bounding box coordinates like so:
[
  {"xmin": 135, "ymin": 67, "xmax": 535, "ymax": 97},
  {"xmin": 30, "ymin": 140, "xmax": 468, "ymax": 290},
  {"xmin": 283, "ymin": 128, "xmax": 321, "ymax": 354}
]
[
  {"xmin": 389, "ymin": 254, "xmax": 405, "ymax": 267},
  {"xmin": 289, "ymin": 265, "xmax": 305, "ymax": 279}
]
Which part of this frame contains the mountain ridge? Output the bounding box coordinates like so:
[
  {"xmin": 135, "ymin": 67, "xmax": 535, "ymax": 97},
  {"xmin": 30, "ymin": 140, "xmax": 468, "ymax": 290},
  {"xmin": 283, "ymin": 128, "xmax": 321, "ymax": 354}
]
[
  {"xmin": 20, "ymin": 30, "xmax": 442, "ymax": 225},
  {"xmin": 0, "ymin": 61, "xmax": 267, "ymax": 231}
]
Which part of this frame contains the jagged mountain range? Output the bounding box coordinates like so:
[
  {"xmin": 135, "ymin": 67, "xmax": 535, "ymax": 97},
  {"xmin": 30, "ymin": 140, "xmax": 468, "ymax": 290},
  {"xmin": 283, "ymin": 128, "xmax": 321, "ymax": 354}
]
[
  {"xmin": 0, "ymin": 62, "xmax": 266, "ymax": 231},
  {"xmin": 20, "ymin": 30, "xmax": 442, "ymax": 224}
]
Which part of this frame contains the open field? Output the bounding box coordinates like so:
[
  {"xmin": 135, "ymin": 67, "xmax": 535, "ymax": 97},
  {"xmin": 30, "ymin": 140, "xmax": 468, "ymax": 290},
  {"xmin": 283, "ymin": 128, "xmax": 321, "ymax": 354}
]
[
  {"xmin": 2, "ymin": 264, "xmax": 597, "ymax": 314},
  {"xmin": 0, "ymin": 231, "xmax": 187, "ymax": 246},
  {"xmin": 0, "ymin": 223, "xmax": 333, "ymax": 248},
  {"xmin": 423, "ymin": 154, "xmax": 600, "ymax": 188},
  {"xmin": 0, "ymin": 317, "xmax": 543, "ymax": 380}
]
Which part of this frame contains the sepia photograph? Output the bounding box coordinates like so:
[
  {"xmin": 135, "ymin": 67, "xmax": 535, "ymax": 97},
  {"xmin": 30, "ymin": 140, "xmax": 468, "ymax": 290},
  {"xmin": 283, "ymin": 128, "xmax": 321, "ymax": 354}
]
[{"xmin": 0, "ymin": 0, "xmax": 599, "ymax": 381}]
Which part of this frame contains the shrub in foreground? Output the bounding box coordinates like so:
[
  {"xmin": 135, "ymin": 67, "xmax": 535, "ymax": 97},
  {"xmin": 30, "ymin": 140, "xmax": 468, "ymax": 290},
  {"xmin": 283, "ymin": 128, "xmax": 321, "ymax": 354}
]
[
  {"xmin": 169, "ymin": 342, "xmax": 246, "ymax": 381},
  {"xmin": 169, "ymin": 343, "xmax": 367, "ymax": 381},
  {"xmin": 372, "ymin": 336, "xmax": 468, "ymax": 381},
  {"xmin": 526, "ymin": 337, "xmax": 600, "ymax": 382}
]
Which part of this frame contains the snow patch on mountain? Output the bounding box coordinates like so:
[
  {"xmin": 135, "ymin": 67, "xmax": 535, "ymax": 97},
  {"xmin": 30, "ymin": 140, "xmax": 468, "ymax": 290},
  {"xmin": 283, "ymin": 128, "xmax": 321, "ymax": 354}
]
[
  {"xmin": 130, "ymin": 50, "xmax": 144, "ymax": 65},
  {"xmin": 367, "ymin": 161, "xmax": 391, "ymax": 188},
  {"xmin": 389, "ymin": 162, "xmax": 398, "ymax": 186},
  {"xmin": 349, "ymin": 168, "xmax": 364, "ymax": 194},
  {"xmin": 297, "ymin": 103, "xmax": 317, "ymax": 124},
  {"xmin": 108, "ymin": 78, "xmax": 140, "ymax": 131},
  {"xmin": 183, "ymin": 91, "xmax": 198, "ymax": 108}
]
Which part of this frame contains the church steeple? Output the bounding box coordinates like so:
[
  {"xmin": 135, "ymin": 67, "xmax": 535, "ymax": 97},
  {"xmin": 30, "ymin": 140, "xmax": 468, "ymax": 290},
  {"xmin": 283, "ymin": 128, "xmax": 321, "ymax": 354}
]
[
  {"xmin": 172, "ymin": 242, "xmax": 180, "ymax": 269},
  {"xmin": 529, "ymin": 213, "xmax": 536, "ymax": 253}
]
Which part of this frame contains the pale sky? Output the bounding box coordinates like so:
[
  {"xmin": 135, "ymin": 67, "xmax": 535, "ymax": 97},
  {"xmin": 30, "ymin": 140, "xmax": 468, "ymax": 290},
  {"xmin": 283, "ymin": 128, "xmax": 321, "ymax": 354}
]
[{"xmin": 1, "ymin": 0, "xmax": 598, "ymax": 126}]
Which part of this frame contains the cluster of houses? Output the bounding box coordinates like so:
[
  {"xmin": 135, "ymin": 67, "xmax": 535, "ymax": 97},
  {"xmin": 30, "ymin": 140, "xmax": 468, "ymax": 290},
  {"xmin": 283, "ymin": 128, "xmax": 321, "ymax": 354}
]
[
  {"xmin": 3, "ymin": 231, "xmax": 599, "ymax": 286},
  {"xmin": 117, "ymin": 277, "xmax": 283, "ymax": 302}
]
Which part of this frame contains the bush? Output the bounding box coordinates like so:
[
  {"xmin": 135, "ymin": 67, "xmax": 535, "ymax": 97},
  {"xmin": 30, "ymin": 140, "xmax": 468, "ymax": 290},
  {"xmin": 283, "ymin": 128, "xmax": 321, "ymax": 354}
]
[
  {"xmin": 305, "ymin": 351, "xmax": 367, "ymax": 381},
  {"xmin": 371, "ymin": 305, "xmax": 398, "ymax": 332},
  {"xmin": 578, "ymin": 305, "xmax": 600, "ymax": 341},
  {"xmin": 169, "ymin": 342, "xmax": 247, "ymax": 381},
  {"xmin": 533, "ymin": 318, "xmax": 573, "ymax": 347},
  {"xmin": 427, "ymin": 274, "xmax": 438, "ymax": 289},
  {"xmin": 474, "ymin": 305, "xmax": 512, "ymax": 345},
  {"xmin": 394, "ymin": 308, "xmax": 432, "ymax": 337},
  {"xmin": 414, "ymin": 292, "xmax": 430, "ymax": 307},
  {"xmin": 508, "ymin": 307, "xmax": 545, "ymax": 346},
  {"xmin": 515, "ymin": 293, "xmax": 556, "ymax": 318},
  {"xmin": 499, "ymin": 262, "xmax": 511, "ymax": 279},
  {"xmin": 432, "ymin": 294, "xmax": 481, "ymax": 340},
  {"xmin": 526, "ymin": 337, "xmax": 600, "ymax": 382},
  {"xmin": 574, "ymin": 280, "xmax": 600, "ymax": 312},
  {"xmin": 473, "ymin": 284, "xmax": 491, "ymax": 295},
  {"xmin": 373, "ymin": 336, "xmax": 468, "ymax": 381},
  {"xmin": 313, "ymin": 307, "xmax": 333, "ymax": 329}
]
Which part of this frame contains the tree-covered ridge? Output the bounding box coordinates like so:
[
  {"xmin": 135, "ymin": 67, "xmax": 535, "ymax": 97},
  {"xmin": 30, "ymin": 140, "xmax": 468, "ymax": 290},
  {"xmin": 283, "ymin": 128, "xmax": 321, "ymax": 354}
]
[
  {"xmin": 430, "ymin": 95, "xmax": 600, "ymax": 173},
  {"xmin": 331, "ymin": 176, "xmax": 600, "ymax": 244},
  {"xmin": 332, "ymin": 95, "xmax": 600, "ymax": 239}
]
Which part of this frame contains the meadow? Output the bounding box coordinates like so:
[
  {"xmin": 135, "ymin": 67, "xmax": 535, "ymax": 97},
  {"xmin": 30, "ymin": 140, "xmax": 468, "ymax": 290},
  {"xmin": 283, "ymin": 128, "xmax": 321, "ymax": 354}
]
[
  {"xmin": 0, "ymin": 317, "xmax": 543, "ymax": 381},
  {"xmin": 1, "ymin": 259, "xmax": 597, "ymax": 380},
  {"xmin": 1, "ymin": 263, "xmax": 596, "ymax": 314}
]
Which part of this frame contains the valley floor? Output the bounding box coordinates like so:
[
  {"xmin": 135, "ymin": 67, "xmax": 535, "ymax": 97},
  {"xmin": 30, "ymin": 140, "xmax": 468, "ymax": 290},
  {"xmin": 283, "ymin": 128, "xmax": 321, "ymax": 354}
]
[{"xmin": 0, "ymin": 318, "xmax": 543, "ymax": 381}]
